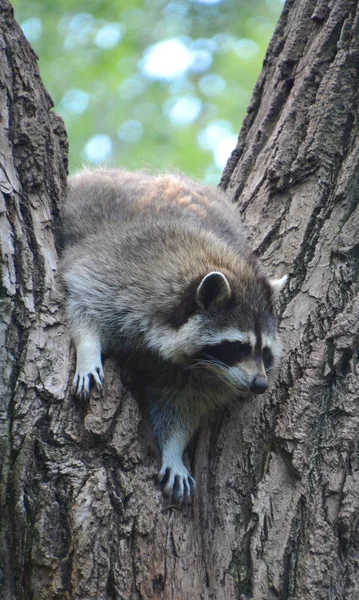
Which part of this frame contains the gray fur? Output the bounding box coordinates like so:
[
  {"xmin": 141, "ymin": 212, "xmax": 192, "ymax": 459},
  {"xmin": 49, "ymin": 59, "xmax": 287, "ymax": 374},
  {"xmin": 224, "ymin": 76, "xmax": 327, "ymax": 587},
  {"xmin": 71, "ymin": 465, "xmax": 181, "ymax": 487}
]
[{"xmin": 60, "ymin": 168, "xmax": 286, "ymax": 503}]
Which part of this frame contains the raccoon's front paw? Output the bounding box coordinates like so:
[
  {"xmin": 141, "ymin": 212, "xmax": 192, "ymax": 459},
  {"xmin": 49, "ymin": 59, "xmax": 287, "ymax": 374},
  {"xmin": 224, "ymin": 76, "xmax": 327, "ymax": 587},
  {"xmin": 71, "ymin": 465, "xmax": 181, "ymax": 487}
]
[
  {"xmin": 72, "ymin": 363, "xmax": 104, "ymax": 400},
  {"xmin": 158, "ymin": 461, "xmax": 196, "ymax": 503}
]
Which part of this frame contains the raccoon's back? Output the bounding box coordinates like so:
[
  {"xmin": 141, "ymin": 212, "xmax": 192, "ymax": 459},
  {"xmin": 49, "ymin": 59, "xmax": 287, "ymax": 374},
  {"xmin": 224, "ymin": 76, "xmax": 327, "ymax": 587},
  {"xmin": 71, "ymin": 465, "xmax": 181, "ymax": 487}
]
[{"xmin": 61, "ymin": 168, "xmax": 247, "ymax": 254}]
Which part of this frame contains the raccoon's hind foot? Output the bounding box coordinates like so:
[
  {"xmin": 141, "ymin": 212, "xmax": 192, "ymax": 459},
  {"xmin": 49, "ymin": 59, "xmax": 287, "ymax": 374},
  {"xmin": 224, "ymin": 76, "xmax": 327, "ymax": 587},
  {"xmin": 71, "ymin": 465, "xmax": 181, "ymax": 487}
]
[
  {"xmin": 72, "ymin": 331, "xmax": 104, "ymax": 400},
  {"xmin": 157, "ymin": 430, "xmax": 196, "ymax": 503},
  {"xmin": 158, "ymin": 462, "xmax": 196, "ymax": 504}
]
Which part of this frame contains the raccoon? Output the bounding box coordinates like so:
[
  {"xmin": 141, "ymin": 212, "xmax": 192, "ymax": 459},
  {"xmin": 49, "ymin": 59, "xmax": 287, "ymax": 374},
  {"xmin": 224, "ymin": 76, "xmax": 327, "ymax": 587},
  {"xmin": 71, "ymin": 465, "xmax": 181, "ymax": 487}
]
[{"xmin": 60, "ymin": 168, "xmax": 286, "ymax": 503}]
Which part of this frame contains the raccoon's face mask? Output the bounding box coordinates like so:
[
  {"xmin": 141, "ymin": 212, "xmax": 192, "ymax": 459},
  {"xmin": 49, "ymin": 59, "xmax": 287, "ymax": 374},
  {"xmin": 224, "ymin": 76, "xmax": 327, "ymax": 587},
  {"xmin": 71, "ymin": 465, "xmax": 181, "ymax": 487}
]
[{"xmin": 193, "ymin": 338, "xmax": 268, "ymax": 394}]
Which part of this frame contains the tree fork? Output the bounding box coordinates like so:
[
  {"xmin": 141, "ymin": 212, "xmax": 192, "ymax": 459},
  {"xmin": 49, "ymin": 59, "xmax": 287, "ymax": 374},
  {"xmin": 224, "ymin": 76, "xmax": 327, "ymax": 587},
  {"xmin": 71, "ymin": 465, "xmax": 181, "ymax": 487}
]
[{"xmin": 1, "ymin": 0, "xmax": 359, "ymax": 599}]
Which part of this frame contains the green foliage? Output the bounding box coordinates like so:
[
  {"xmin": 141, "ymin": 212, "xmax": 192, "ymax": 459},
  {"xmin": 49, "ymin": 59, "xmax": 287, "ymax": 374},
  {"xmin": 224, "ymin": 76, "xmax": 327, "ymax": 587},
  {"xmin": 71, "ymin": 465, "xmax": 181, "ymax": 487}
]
[{"xmin": 12, "ymin": 0, "xmax": 283, "ymax": 181}]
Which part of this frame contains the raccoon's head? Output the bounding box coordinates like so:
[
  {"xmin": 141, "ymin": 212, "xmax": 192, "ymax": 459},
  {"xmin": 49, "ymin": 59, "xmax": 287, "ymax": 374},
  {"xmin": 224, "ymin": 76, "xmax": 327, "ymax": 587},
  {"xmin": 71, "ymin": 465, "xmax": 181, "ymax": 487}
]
[{"xmin": 145, "ymin": 269, "xmax": 287, "ymax": 395}]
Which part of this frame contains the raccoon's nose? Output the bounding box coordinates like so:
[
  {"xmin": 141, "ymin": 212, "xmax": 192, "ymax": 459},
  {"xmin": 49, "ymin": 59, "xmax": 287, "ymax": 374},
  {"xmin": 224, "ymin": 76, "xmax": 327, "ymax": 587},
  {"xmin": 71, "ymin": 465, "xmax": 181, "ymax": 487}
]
[{"xmin": 249, "ymin": 376, "xmax": 268, "ymax": 394}]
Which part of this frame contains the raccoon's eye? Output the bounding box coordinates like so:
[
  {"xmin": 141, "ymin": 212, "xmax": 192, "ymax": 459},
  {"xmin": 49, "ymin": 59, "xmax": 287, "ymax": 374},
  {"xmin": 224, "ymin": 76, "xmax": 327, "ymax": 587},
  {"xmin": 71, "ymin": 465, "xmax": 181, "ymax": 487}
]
[
  {"xmin": 233, "ymin": 342, "xmax": 251, "ymax": 360},
  {"xmin": 199, "ymin": 340, "xmax": 251, "ymax": 366},
  {"xmin": 262, "ymin": 346, "xmax": 274, "ymax": 370}
]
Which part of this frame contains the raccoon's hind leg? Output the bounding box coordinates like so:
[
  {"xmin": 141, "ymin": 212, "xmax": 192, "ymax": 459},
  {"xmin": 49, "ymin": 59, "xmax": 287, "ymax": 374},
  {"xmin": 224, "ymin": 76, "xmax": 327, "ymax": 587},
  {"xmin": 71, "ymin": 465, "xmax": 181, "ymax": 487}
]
[
  {"xmin": 151, "ymin": 402, "xmax": 196, "ymax": 503},
  {"xmin": 67, "ymin": 307, "xmax": 104, "ymax": 400},
  {"xmin": 158, "ymin": 430, "xmax": 196, "ymax": 503}
]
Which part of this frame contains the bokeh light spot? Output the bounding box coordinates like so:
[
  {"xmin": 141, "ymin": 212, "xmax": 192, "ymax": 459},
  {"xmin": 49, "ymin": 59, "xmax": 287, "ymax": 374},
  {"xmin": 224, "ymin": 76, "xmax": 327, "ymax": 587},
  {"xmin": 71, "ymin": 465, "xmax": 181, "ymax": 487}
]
[
  {"xmin": 95, "ymin": 23, "xmax": 125, "ymax": 49},
  {"xmin": 164, "ymin": 96, "xmax": 202, "ymax": 125},
  {"xmin": 117, "ymin": 120, "xmax": 143, "ymax": 143},
  {"xmin": 60, "ymin": 89, "xmax": 90, "ymax": 115},
  {"xmin": 197, "ymin": 120, "xmax": 233, "ymax": 151},
  {"xmin": 83, "ymin": 134, "xmax": 112, "ymax": 164},
  {"xmin": 140, "ymin": 38, "xmax": 193, "ymax": 80},
  {"xmin": 214, "ymin": 135, "xmax": 237, "ymax": 169},
  {"xmin": 21, "ymin": 17, "xmax": 43, "ymax": 42}
]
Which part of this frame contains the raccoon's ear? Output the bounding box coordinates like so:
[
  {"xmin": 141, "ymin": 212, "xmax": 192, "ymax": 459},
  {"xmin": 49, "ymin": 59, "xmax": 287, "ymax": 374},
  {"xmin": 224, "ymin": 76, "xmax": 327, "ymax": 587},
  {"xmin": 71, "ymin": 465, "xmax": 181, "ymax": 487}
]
[
  {"xmin": 269, "ymin": 274, "xmax": 288, "ymax": 298},
  {"xmin": 196, "ymin": 271, "xmax": 231, "ymax": 310}
]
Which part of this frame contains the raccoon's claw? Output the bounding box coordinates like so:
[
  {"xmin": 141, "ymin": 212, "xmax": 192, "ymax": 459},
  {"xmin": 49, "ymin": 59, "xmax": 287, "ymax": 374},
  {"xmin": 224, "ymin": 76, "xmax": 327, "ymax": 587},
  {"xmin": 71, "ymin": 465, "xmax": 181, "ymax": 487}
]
[
  {"xmin": 158, "ymin": 464, "xmax": 196, "ymax": 504},
  {"xmin": 72, "ymin": 365, "xmax": 104, "ymax": 400}
]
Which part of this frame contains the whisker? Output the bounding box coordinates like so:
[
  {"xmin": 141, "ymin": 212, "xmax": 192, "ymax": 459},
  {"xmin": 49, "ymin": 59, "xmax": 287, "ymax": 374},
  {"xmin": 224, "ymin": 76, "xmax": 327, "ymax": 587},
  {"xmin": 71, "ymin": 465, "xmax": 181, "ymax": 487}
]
[
  {"xmin": 200, "ymin": 352, "xmax": 230, "ymax": 371},
  {"xmin": 182, "ymin": 360, "xmax": 214, "ymax": 372},
  {"xmin": 181, "ymin": 352, "xmax": 253, "ymax": 394},
  {"xmin": 184, "ymin": 359, "xmax": 250, "ymax": 393}
]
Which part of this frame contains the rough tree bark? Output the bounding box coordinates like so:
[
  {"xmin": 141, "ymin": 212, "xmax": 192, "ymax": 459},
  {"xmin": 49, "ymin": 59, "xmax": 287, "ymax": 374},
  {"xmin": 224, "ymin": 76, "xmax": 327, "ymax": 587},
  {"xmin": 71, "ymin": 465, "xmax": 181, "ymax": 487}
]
[{"xmin": 1, "ymin": 0, "xmax": 358, "ymax": 598}]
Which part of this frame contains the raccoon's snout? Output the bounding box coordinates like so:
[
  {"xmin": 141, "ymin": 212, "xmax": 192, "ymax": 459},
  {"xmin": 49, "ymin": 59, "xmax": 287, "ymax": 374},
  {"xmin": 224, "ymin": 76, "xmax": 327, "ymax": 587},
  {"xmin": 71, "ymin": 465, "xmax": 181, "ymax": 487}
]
[{"xmin": 249, "ymin": 375, "xmax": 268, "ymax": 394}]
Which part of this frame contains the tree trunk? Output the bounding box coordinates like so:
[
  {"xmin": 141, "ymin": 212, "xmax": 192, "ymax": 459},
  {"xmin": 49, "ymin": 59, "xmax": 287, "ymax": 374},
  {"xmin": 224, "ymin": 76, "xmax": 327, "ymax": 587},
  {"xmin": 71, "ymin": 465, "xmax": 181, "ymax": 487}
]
[{"xmin": 1, "ymin": 0, "xmax": 358, "ymax": 599}]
